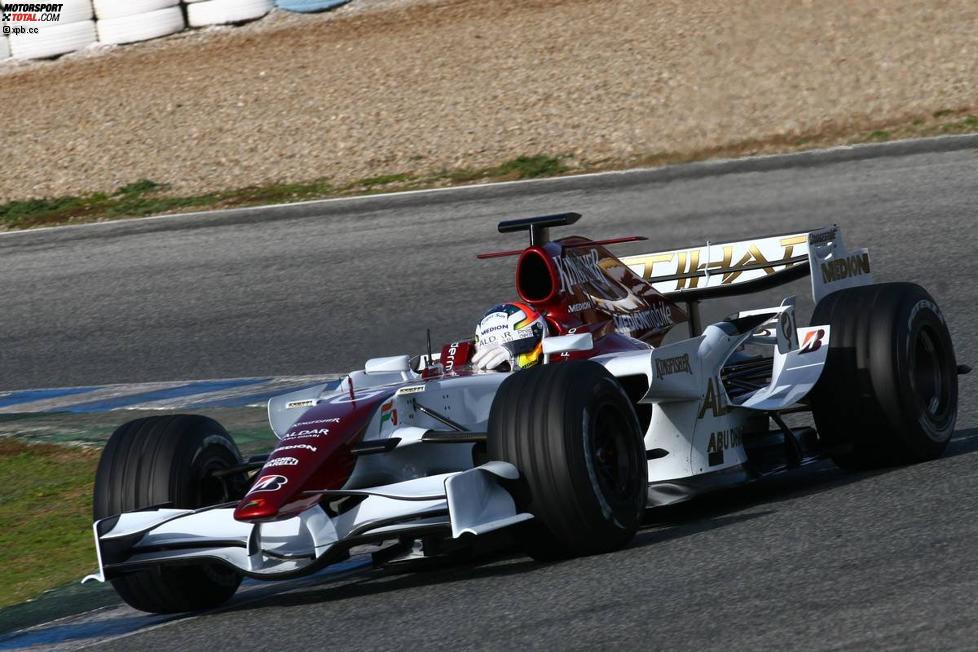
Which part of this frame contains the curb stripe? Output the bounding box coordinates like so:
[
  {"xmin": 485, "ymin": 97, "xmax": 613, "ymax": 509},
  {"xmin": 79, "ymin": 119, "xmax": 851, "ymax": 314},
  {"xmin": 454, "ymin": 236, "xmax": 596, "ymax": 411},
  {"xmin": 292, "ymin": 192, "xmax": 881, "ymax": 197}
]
[
  {"xmin": 60, "ymin": 378, "xmax": 271, "ymax": 413},
  {"xmin": 0, "ymin": 375, "xmax": 346, "ymax": 414},
  {"xmin": 0, "ymin": 387, "xmax": 99, "ymax": 409},
  {"xmin": 186, "ymin": 380, "xmax": 342, "ymax": 409}
]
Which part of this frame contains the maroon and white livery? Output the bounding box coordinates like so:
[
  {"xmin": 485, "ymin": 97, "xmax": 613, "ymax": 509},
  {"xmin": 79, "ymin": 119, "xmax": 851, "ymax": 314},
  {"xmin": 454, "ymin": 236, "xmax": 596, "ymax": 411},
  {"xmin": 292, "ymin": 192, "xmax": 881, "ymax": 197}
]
[{"xmin": 85, "ymin": 213, "xmax": 965, "ymax": 614}]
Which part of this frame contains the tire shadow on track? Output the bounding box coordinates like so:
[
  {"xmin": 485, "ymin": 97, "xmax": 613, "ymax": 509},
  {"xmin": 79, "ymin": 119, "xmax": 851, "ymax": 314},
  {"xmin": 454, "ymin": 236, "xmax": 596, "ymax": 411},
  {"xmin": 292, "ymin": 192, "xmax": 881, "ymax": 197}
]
[
  {"xmin": 204, "ymin": 429, "xmax": 978, "ymax": 615},
  {"xmin": 641, "ymin": 427, "xmax": 978, "ymax": 532},
  {"xmin": 216, "ymin": 510, "xmax": 774, "ymax": 615}
]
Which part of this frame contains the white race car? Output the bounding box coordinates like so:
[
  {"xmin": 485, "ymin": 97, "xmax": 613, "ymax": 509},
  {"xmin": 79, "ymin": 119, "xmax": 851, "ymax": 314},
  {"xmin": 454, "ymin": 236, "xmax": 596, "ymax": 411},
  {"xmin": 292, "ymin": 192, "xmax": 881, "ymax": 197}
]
[{"xmin": 85, "ymin": 213, "xmax": 965, "ymax": 614}]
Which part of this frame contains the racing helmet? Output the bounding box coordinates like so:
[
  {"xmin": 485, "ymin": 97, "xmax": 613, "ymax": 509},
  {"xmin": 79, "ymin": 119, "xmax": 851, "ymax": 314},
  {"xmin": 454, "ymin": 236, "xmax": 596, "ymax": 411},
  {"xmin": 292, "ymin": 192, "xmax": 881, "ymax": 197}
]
[{"xmin": 472, "ymin": 302, "xmax": 546, "ymax": 371}]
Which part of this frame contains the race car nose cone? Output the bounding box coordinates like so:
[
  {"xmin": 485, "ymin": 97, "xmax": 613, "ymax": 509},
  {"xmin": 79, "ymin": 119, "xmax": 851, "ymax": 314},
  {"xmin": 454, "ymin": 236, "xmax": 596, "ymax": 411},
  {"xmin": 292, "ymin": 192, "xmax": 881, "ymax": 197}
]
[{"xmin": 233, "ymin": 497, "xmax": 278, "ymax": 522}]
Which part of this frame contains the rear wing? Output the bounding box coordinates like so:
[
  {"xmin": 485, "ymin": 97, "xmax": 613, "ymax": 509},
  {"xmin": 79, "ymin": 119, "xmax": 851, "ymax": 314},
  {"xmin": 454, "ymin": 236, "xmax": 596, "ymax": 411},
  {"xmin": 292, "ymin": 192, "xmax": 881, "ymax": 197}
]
[{"xmin": 619, "ymin": 225, "xmax": 872, "ymax": 306}]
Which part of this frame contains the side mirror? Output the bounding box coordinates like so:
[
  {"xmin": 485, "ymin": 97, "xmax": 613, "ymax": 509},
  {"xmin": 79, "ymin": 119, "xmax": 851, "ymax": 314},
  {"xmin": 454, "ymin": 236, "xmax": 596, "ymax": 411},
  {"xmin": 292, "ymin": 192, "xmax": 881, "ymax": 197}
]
[{"xmin": 541, "ymin": 333, "xmax": 594, "ymax": 362}]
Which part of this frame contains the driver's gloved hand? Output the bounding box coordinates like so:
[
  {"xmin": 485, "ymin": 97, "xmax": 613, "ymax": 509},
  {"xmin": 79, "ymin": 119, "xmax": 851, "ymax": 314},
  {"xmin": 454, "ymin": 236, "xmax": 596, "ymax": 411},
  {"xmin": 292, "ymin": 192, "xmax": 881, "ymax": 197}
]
[{"xmin": 471, "ymin": 344, "xmax": 511, "ymax": 371}]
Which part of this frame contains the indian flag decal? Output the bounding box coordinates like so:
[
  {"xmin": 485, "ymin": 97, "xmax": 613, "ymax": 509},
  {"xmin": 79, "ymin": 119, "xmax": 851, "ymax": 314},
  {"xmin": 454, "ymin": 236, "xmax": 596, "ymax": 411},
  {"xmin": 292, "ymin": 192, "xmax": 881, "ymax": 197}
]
[{"xmin": 380, "ymin": 400, "xmax": 398, "ymax": 431}]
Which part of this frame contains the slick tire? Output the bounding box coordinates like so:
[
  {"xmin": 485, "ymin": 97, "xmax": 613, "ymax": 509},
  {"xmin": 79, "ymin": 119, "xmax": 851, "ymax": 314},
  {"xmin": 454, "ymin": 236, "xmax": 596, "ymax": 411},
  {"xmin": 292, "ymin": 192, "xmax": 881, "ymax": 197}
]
[
  {"xmin": 810, "ymin": 282, "xmax": 957, "ymax": 469},
  {"xmin": 96, "ymin": 6, "xmax": 185, "ymax": 45},
  {"xmin": 93, "ymin": 415, "xmax": 247, "ymax": 614},
  {"xmin": 9, "ymin": 20, "xmax": 96, "ymax": 60},
  {"xmin": 93, "ymin": 0, "xmax": 178, "ymax": 20},
  {"xmin": 488, "ymin": 361, "xmax": 647, "ymax": 560},
  {"xmin": 187, "ymin": 0, "xmax": 274, "ymax": 27}
]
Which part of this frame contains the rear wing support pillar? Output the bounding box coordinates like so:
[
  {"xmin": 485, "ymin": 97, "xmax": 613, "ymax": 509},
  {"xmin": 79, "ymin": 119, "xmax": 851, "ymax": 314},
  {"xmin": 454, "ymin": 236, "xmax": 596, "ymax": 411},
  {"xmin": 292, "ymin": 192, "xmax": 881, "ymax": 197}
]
[{"xmin": 686, "ymin": 300, "xmax": 703, "ymax": 337}]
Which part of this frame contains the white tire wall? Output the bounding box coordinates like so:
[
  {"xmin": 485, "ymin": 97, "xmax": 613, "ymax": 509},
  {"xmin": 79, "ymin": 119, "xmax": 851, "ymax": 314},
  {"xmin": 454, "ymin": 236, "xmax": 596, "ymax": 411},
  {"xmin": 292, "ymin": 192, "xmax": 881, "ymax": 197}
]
[
  {"xmin": 96, "ymin": 6, "xmax": 185, "ymax": 45},
  {"xmin": 0, "ymin": 36, "xmax": 9, "ymax": 60},
  {"xmin": 93, "ymin": 0, "xmax": 179, "ymax": 21},
  {"xmin": 187, "ymin": 0, "xmax": 275, "ymax": 27},
  {"xmin": 7, "ymin": 0, "xmax": 94, "ymax": 28},
  {"xmin": 9, "ymin": 19, "xmax": 97, "ymax": 59},
  {"xmin": 57, "ymin": 0, "xmax": 96, "ymax": 23}
]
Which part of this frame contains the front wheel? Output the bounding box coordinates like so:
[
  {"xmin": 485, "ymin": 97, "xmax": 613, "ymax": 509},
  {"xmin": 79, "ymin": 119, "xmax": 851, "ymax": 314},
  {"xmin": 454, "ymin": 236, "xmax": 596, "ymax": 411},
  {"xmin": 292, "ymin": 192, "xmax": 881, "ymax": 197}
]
[
  {"xmin": 93, "ymin": 414, "xmax": 247, "ymax": 614},
  {"xmin": 809, "ymin": 282, "xmax": 958, "ymax": 469},
  {"xmin": 488, "ymin": 361, "xmax": 648, "ymax": 560}
]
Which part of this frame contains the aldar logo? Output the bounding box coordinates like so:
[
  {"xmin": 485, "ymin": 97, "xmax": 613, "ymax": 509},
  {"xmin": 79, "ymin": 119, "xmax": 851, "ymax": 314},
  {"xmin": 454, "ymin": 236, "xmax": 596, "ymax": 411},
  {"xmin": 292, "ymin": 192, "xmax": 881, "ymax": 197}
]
[
  {"xmin": 697, "ymin": 378, "xmax": 728, "ymax": 419},
  {"xmin": 250, "ymin": 474, "xmax": 288, "ymax": 492}
]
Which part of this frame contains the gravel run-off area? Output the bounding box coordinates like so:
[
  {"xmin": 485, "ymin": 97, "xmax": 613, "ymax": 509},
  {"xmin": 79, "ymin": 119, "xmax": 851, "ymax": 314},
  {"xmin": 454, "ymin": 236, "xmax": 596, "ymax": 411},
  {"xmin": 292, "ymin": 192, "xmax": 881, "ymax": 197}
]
[{"xmin": 1, "ymin": 0, "xmax": 977, "ymax": 203}]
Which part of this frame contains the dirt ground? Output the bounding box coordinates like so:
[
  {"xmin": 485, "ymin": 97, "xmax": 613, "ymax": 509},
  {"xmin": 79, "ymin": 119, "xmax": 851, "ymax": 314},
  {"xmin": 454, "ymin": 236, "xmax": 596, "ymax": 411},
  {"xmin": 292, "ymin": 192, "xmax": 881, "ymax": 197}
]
[{"xmin": 1, "ymin": 0, "xmax": 976, "ymax": 203}]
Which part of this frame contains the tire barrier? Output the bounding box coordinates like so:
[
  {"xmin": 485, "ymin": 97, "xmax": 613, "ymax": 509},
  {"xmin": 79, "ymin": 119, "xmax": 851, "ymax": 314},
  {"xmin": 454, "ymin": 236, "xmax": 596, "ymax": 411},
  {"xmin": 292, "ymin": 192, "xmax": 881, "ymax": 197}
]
[
  {"xmin": 0, "ymin": 0, "xmax": 351, "ymax": 61},
  {"xmin": 276, "ymin": 0, "xmax": 350, "ymax": 12},
  {"xmin": 55, "ymin": 0, "xmax": 95, "ymax": 23},
  {"xmin": 93, "ymin": 0, "xmax": 179, "ymax": 21},
  {"xmin": 187, "ymin": 0, "xmax": 275, "ymax": 27},
  {"xmin": 96, "ymin": 6, "xmax": 185, "ymax": 45},
  {"xmin": 6, "ymin": 0, "xmax": 95, "ymax": 59},
  {"xmin": 9, "ymin": 18, "xmax": 97, "ymax": 59}
]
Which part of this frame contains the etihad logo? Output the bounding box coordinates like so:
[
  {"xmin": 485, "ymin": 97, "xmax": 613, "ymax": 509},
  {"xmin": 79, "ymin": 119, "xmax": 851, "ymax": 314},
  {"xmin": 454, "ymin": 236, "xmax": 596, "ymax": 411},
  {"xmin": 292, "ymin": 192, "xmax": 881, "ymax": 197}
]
[
  {"xmin": 623, "ymin": 234, "xmax": 808, "ymax": 291},
  {"xmin": 821, "ymin": 253, "xmax": 870, "ymax": 284}
]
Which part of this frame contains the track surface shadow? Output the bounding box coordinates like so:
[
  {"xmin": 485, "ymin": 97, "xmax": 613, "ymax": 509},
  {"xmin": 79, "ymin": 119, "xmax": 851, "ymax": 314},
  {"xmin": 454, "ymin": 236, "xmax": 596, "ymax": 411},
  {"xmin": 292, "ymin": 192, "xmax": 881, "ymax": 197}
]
[{"xmin": 220, "ymin": 428, "xmax": 978, "ymax": 615}]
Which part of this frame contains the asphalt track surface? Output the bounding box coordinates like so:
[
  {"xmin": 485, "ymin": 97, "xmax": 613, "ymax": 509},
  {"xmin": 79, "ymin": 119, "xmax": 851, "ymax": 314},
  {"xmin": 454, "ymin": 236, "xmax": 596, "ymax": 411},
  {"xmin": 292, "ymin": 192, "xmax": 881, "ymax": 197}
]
[{"xmin": 3, "ymin": 144, "xmax": 978, "ymax": 650}]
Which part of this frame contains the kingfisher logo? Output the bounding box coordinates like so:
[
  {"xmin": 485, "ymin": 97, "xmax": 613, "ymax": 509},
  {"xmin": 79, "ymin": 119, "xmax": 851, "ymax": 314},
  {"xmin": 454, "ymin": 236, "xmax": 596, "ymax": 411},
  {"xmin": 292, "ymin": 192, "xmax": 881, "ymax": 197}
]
[{"xmin": 553, "ymin": 250, "xmax": 607, "ymax": 294}]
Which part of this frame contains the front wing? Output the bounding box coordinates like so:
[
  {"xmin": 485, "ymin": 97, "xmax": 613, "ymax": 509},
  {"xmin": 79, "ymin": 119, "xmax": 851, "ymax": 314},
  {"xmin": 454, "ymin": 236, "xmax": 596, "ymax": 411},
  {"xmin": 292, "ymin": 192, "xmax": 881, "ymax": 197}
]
[{"xmin": 84, "ymin": 462, "xmax": 532, "ymax": 583}]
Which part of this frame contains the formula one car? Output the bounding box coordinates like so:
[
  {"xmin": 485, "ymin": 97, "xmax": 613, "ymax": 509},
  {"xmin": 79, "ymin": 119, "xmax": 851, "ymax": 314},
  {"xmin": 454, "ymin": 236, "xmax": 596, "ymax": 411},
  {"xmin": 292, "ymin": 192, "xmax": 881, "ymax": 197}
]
[{"xmin": 84, "ymin": 213, "xmax": 966, "ymax": 614}]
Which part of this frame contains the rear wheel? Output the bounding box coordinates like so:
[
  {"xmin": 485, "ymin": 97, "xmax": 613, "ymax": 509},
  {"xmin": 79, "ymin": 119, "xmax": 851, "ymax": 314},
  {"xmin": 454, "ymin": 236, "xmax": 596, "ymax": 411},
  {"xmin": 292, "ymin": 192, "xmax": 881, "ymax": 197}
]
[
  {"xmin": 488, "ymin": 361, "xmax": 647, "ymax": 560},
  {"xmin": 93, "ymin": 415, "xmax": 247, "ymax": 614},
  {"xmin": 809, "ymin": 283, "xmax": 957, "ymax": 469}
]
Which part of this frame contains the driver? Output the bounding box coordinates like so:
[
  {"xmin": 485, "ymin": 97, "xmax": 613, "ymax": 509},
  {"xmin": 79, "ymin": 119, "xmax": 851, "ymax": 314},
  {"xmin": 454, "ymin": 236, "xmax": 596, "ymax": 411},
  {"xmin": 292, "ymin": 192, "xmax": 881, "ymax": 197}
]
[{"xmin": 471, "ymin": 302, "xmax": 546, "ymax": 371}]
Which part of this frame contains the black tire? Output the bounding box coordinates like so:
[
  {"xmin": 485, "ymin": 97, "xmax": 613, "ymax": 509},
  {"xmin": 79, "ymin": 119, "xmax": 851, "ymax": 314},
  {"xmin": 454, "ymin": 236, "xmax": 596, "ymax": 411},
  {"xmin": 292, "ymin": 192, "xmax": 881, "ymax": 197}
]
[
  {"xmin": 93, "ymin": 414, "xmax": 247, "ymax": 614},
  {"xmin": 810, "ymin": 282, "xmax": 957, "ymax": 469},
  {"xmin": 488, "ymin": 361, "xmax": 648, "ymax": 560}
]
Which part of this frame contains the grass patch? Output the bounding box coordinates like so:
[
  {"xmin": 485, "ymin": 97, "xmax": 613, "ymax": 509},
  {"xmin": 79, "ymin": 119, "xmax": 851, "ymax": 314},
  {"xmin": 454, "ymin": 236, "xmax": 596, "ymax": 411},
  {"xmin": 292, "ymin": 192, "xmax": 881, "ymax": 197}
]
[
  {"xmin": 0, "ymin": 155, "xmax": 571, "ymax": 230},
  {"xmin": 356, "ymin": 173, "xmax": 413, "ymax": 188},
  {"xmin": 939, "ymin": 114, "xmax": 978, "ymax": 133},
  {"xmin": 491, "ymin": 154, "xmax": 567, "ymax": 179},
  {"xmin": 2, "ymin": 106, "xmax": 978, "ymax": 232},
  {"xmin": 0, "ymin": 440, "xmax": 99, "ymax": 609}
]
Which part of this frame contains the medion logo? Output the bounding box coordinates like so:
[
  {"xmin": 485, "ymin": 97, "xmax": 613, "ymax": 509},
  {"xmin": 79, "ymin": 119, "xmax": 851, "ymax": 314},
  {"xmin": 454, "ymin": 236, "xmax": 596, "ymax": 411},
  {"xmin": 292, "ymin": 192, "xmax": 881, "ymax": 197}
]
[{"xmin": 821, "ymin": 252, "xmax": 870, "ymax": 284}]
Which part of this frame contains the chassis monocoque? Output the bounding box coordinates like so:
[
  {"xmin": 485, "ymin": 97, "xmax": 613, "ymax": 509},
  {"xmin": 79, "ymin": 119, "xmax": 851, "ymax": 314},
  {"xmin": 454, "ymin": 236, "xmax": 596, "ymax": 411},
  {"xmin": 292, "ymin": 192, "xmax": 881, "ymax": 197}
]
[{"xmin": 85, "ymin": 213, "xmax": 965, "ymax": 614}]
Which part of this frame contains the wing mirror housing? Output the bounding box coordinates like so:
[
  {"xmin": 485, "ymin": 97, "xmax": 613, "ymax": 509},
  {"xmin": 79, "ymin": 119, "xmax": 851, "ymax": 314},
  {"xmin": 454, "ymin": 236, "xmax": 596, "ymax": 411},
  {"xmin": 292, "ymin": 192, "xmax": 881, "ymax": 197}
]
[
  {"xmin": 541, "ymin": 333, "xmax": 594, "ymax": 362},
  {"xmin": 364, "ymin": 355, "xmax": 412, "ymax": 374}
]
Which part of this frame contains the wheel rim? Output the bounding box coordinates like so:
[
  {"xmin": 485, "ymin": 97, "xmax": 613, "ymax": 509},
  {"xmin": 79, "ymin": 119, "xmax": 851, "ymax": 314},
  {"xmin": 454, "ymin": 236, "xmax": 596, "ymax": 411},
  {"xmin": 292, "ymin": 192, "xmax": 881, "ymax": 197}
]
[
  {"xmin": 186, "ymin": 446, "xmax": 244, "ymax": 586},
  {"xmin": 910, "ymin": 326, "xmax": 951, "ymax": 425},
  {"xmin": 587, "ymin": 403, "xmax": 641, "ymax": 510},
  {"xmin": 196, "ymin": 448, "xmax": 240, "ymax": 506}
]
